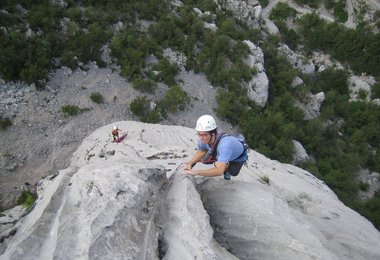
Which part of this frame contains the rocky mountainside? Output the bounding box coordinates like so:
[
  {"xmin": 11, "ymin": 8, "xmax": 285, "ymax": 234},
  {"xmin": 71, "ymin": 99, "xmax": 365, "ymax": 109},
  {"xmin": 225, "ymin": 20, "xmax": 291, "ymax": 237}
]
[
  {"xmin": 1, "ymin": 0, "xmax": 380, "ymax": 258},
  {"xmin": 1, "ymin": 121, "xmax": 380, "ymax": 259},
  {"xmin": 1, "ymin": 0, "xmax": 379, "ymax": 212},
  {"xmin": 0, "ymin": 62, "xmax": 234, "ymax": 211}
]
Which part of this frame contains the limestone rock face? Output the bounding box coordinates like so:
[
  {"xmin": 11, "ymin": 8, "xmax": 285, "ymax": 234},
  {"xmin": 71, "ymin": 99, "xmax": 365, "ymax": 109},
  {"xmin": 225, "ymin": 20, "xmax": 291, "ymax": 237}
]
[
  {"xmin": 243, "ymin": 40, "xmax": 269, "ymax": 107},
  {"xmin": 163, "ymin": 48, "xmax": 187, "ymax": 71},
  {"xmin": 246, "ymin": 72, "xmax": 269, "ymax": 107},
  {"xmin": 1, "ymin": 121, "xmax": 380, "ymax": 260},
  {"xmin": 295, "ymin": 92, "xmax": 325, "ymax": 120},
  {"xmin": 243, "ymin": 40, "xmax": 264, "ymax": 67},
  {"xmin": 292, "ymin": 140, "xmax": 309, "ymax": 164},
  {"xmin": 220, "ymin": 0, "xmax": 261, "ymax": 28},
  {"xmin": 291, "ymin": 76, "xmax": 304, "ymax": 88},
  {"xmin": 348, "ymin": 75, "xmax": 376, "ymax": 102},
  {"xmin": 278, "ymin": 44, "xmax": 315, "ymax": 74},
  {"xmin": 357, "ymin": 169, "xmax": 380, "ymax": 200}
]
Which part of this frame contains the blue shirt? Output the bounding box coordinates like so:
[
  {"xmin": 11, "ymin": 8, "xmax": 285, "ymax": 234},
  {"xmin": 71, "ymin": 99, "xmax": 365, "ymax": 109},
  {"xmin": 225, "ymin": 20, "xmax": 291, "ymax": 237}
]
[{"xmin": 197, "ymin": 134, "xmax": 247, "ymax": 163}]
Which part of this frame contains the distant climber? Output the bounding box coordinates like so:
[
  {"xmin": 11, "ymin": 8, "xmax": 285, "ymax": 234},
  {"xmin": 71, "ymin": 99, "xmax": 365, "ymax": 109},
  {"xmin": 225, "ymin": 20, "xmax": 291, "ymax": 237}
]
[
  {"xmin": 111, "ymin": 126, "xmax": 123, "ymax": 141},
  {"xmin": 181, "ymin": 115, "xmax": 248, "ymax": 180}
]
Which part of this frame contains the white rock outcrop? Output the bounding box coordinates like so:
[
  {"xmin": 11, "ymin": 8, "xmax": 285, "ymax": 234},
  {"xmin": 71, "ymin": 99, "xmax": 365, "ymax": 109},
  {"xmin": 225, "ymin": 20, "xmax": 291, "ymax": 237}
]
[
  {"xmin": 292, "ymin": 140, "xmax": 309, "ymax": 164},
  {"xmin": 357, "ymin": 169, "xmax": 380, "ymax": 200},
  {"xmin": 312, "ymin": 52, "xmax": 345, "ymax": 71},
  {"xmin": 246, "ymin": 72, "xmax": 269, "ymax": 107},
  {"xmin": 348, "ymin": 75, "xmax": 376, "ymax": 102},
  {"xmin": 243, "ymin": 40, "xmax": 269, "ymax": 107},
  {"xmin": 261, "ymin": 17, "xmax": 280, "ymax": 34},
  {"xmin": 1, "ymin": 121, "xmax": 380, "ymax": 259},
  {"xmin": 295, "ymin": 91, "xmax": 325, "ymax": 120},
  {"xmin": 278, "ymin": 44, "xmax": 315, "ymax": 74},
  {"xmin": 163, "ymin": 48, "xmax": 187, "ymax": 71},
  {"xmin": 291, "ymin": 76, "xmax": 304, "ymax": 88},
  {"xmin": 220, "ymin": 0, "xmax": 261, "ymax": 28}
]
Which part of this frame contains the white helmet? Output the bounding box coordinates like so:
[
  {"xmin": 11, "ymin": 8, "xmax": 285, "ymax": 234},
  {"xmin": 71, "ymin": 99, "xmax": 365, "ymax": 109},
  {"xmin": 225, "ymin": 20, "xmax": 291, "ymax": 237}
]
[
  {"xmin": 113, "ymin": 126, "xmax": 117, "ymax": 130},
  {"xmin": 195, "ymin": 115, "xmax": 217, "ymax": 131}
]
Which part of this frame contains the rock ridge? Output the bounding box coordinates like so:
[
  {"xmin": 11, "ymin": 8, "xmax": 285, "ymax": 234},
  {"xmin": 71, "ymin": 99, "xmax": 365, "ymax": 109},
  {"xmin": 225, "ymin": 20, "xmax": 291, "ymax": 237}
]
[{"xmin": 1, "ymin": 121, "xmax": 380, "ymax": 260}]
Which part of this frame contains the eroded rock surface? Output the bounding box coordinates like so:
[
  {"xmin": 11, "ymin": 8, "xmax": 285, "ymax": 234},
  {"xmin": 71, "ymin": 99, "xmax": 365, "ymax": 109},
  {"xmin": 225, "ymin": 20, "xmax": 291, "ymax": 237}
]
[{"xmin": 1, "ymin": 122, "xmax": 380, "ymax": 260}]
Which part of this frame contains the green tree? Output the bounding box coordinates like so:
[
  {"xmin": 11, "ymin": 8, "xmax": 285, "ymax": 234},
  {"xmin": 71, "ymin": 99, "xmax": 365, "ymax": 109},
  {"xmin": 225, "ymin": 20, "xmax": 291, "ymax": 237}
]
[
  {"xmin": 130, "ymin": 96, "xmax": 151, "ymax": 118},
  {"xmin": 0, "ymin": 31, "xmax": 28, "ymax": 81},
  {"xmin": 151, "ymin": 58, "xmax": 179, "ymax": 86},
  {"xmin": 372, "ymin": 82, "xmax": 380, "ymax": 99},
  {"xmin": 111, "ymin": 27, "xmax": 156, "ymax": 80},
  {"xmin": 215, "ymin": 89, "xmax": 248, "ymax": 125},
  {"xmin": 130, "ymin": 96, "xmax": 162, "ymax": 123},
  {"xmin": 294, "ymin": 0, "xmax": 319, "ymax": 8},
  {"xmin": 270, "ymin": 2, "xmax": 297, "ymax": 20},
  {"xmin": 363, "ymin": 193, "xmax": 380, "ymax": 230},
  {"xmin": 313, "ymin": 68, "xmax": 349, "ymax": 95},
  {"xmin": 159, "ymin": 85, "xmax": 189, "ymax": 113},
  {"xmin": 334, "ymin": 0, "xmax": 348, "ymax": 22},
  {"xmin": 132, "ymin": 76, "xmax": 156, "ymax": 93},
  {"xmin": 61, "ymin": 22, "xmax": 111, "ymax": 68},
  {"xmin": 218, "ymin": 18, "xmax": 245, "ymax": 40}
]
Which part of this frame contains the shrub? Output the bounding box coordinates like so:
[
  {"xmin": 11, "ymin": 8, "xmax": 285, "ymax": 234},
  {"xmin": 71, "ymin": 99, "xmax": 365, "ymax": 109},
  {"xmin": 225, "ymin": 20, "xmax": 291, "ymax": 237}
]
[
  {"xmin": 0, "ymin": 31, "xmax": 52, "ymax": 86},
  {"xmin": 372, "ymin": 82, "xmax": 380, "ymax": 99},
  {"xmin": 130, "ymin": 96, "xmax": 162, "ymax": 123},
  {"xmin": 259, "ymin": 175, "xmax": 270, "ymax": 184},
  {"xmin": 362, "ymin": 193, "xmax": 380, "ymax": 230},
  {"xmin": 90, "ymin": 92, "xmax": 104, "ymax": 104},
  {"xmin": 215, "ymin": 89, "xmax": 248, "ymax": 125},
  {"xmin": 334, "ymin": 0, "xmax": 348, "ymax": 23},
  {"xmin": 130, "ymin": 96, "xmax": 151, "ymax": 117},
  {"xmin": 110, "ymin": 27, "xmax": 153, "ymax": 80},
  {"xmin": 159, "ymin": 85, "xmax": 189, "ymax": 113},
  {"xmin": 60, "ymin": 104, "xmax": 90, "ymax": 116},
  {"xmin": 258, "ymin": 0, "xmax": 269, "ymax": 8},
  {"xmin": 324, "ymin": 0, "xmax": 335, "ymax": 9},
  {"xmin": 218, "ymin": 18, "xmax": 246, "ymax": 40},
  {"xmin": 151, "ymin": 58, "xmax": 179, "ymax": 86},
  {"xmin": 148, "ymin": 14, "xmax": 186, "ymax": 48},
  {"xmin": 358, "ymin": 89, "xmax": 368, "ymax": 100},
  {"xmin": 132, "ymin": 76, "xmax": 157, "ymax": 93},
  {"xmin": 17, "ymin": 191, "xmax": 36, "ymax": 209},
  {"xmin": 0, "ymin": 117, "xmax": 12, "ymax": 130},
  {"xmin": 270, "ymin": 2, "xmax": 297, "ymax": 20},
  {"xmin": 143, "ymin": 110, "xmax": 161, "ymax": 123},
  {"xmin": 61, "ymin": 22, "xmax": 112, "ymax": 69},
  {"xmin": 294, "ymin": 0, "xmax": 319, "ymax": 8},
  {"xmin": 60, "ymin": 49, "xmax": 77, "ymax": 69},
  {"xmin": 375, "ymin": 10, "xmax": 380, "ymax": 20},
  {"xmin": 359, "ymin": 182, "xmax": 370, "ymax": 191},
  {"xmin": 275, "ymin": 21, "xmax": 300, "ymax": 49}
]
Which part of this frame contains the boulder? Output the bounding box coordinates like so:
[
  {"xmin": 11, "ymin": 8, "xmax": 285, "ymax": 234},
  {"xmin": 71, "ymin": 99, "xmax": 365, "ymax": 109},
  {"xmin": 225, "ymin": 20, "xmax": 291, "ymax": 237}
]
[
  {"xmin": 243, "ymin": 40, "xmax": 269, "ymax": 107},
  {"xmin": 292, "ymin": 140, "xmax": 309, "ymax": 164},
  {"xmin": 278, "ymin": 44, "xmax": 315, "ymax": 74}
]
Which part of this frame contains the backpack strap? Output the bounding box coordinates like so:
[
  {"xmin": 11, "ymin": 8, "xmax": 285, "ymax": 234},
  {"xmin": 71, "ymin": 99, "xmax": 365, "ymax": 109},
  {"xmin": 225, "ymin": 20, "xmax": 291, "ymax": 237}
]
[
  {"xmin": 210, "ymin": 133, "xmax": 247, "ymax": 162},
  {"xmin": 232, "ymin": 140, "xmax": 248, "ymax": 162},
  {"xmin": 209, "ymin": 132, "xmax": 227, "ymax": 159}
]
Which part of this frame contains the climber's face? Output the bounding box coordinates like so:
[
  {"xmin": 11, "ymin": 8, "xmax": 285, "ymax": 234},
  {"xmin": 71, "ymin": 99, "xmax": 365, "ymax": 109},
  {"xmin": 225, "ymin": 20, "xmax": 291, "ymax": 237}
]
[{"xmin": 197, "ymin": 131, "xmax": 211, "ymax": 144}]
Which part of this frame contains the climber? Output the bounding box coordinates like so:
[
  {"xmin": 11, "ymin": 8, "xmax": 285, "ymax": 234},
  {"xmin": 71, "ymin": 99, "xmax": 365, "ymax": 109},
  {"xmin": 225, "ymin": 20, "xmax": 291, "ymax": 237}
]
[
  {"xmin": 181, "ymin": 115, "xmax": 248, "ymax": 180},
  {"xmin": 111, "ymin": 126, "xmax": 123, "ymax": 141}
]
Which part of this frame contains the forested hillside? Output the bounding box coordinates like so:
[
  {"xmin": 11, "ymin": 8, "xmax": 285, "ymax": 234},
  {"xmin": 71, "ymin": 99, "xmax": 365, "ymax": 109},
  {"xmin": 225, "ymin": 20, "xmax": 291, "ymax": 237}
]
[{"xmin": 1, "ymin": 0, "xmax": 379, "ymax": 230}]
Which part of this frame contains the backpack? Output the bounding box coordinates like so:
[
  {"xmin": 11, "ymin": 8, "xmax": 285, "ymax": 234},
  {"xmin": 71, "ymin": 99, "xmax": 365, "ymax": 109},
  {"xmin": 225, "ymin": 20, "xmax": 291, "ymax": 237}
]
[{"xmin": 201, "ymin": 132, "xmax": 249, "ymax": 164}]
